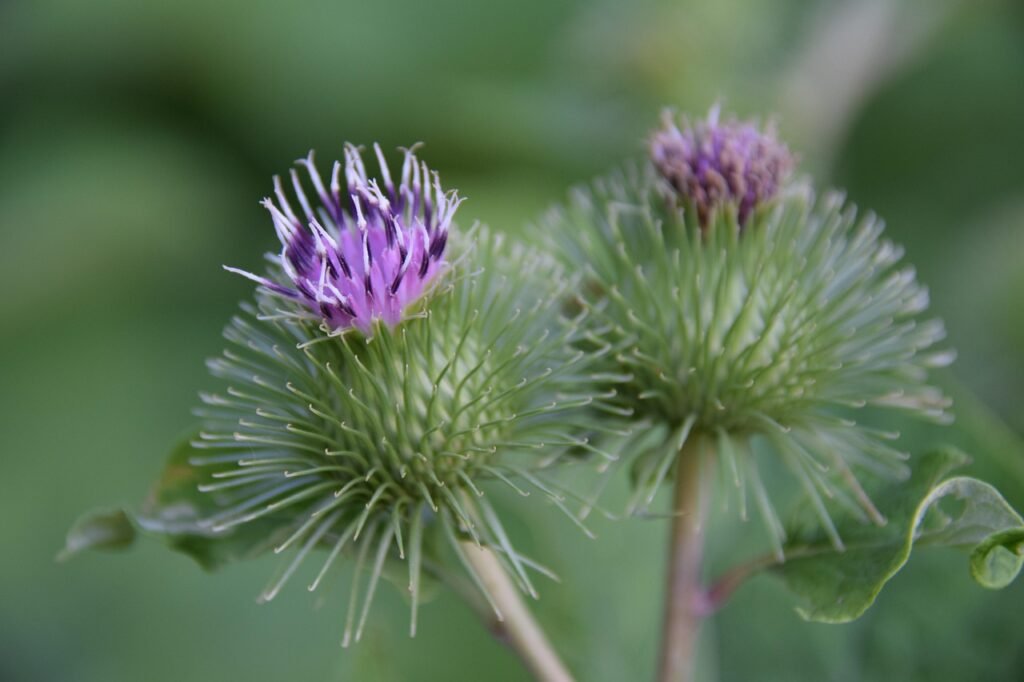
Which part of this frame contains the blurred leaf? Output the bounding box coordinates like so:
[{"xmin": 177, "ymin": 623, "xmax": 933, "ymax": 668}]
[
  {"xmin": 64, "ymin": 436, "xmax": 452, "ymax": 604},
  {"xmin": 133, "ymin": 437, "xmax": 293, "ymax": 571},
  {"xmin": 60, "ymin": 437, "xmax": 292, "ymax": 571},
  {"xmin": 58, "ymin": 508, "xmax": 136, "ymax": 561},
  {"xmin": 970, "ymin": 528, "xmax": 1024, "ymax": 589},
  {"xmin": 775, "ymin": 447, "xmax": 1024, "ymax": 622}
]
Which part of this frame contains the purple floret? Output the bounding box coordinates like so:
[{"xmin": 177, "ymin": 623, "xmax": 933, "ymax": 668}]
[
  {"xmin": 650, "ymin": 106, "xmax": 793, "ymax": 228},
  {"xmin": 227, "ymin": 144, "xmax": 462, "ymax": 333}
]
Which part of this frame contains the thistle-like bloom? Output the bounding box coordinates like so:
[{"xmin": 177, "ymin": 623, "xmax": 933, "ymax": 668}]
[
  {"xmin": 227, "ymin": 144, "xmax": 460, "ymax": 332},
  {"xmin": 192, "ymin": 228, "xmax": 601, "ymax": 644},
  {"xmin": 112, "ymin": 145, "xmax": 610, "ymax": 647},
  {"xmin": 545, "ymin": 112, "xmax": 952, "ymax": 556},
  {"xmin": 650, "ymin": 105, "xmax": 794, "ymax": 227}
]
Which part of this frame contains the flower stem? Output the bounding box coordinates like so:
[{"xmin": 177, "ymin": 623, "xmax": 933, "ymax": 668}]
[
  {"xmin": 657, "ymin": 436, "xmax": 712, "ymax": 682},
  {"xmin": 459, "ymin": 541, "xmax": 575, "ymax": 682}
]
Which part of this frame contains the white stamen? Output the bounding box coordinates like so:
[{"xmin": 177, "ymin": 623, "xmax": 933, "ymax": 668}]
[
  {"xmin": 299, "ymin": 150, "xmax": 330, "ymax": 206},
  {"xmin": 289, "ymin": 168, "xmax": 315, "ymax": 222},
  {"xmin": 272, "ymin": 176, "xmax": 299, "ymax": 225},
  {"xmin": 373, "ymin": 143, "xmax": 394, "ymax": 192}
]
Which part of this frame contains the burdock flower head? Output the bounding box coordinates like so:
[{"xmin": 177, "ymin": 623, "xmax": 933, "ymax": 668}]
[
  {"xmin": 227, "ymin": 143, "xmax": 458, "ymax": 333},
  {"xmin": 68, "ymin": 144, "xmax": 606, "ymax": 646},
  {"xmin": 544, "ymin": 107, "xmax": 952, "ymax": 554},
  {"xmin": 650, "ymin": 105, "xmax": 794, "ymax": 228}
]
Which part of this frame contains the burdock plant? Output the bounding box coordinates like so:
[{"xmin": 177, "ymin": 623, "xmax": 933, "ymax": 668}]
[
  {"xmin": 64, "ymin": 111, "xmax": 1024, "ymax": 682},
  {"xmin": 541, "ymin": 106, "xmax": 1024, "ymax": 681}
]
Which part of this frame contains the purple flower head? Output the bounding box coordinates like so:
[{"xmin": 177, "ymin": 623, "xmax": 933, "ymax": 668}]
[
  {"xmin": 227, "ymin": 144, "xmax": 462, "ymax": 333},
  {"xmin": 650, "ymin": 105, "xmax": 794, "ymax": 228}
]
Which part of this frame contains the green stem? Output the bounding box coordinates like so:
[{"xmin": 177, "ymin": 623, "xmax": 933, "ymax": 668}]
[
  {"xmin": 459, "ymin": 541, "xmax": 575, "ymax": 682},
  {"xmin": 657, "ymin": 436, "xmax": 712, "ymax": 682}
]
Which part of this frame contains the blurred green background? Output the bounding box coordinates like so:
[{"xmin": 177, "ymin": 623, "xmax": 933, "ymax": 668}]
[{"xmin": 3, "ymin": 0, "xmax": 1023, "ymax": 680}]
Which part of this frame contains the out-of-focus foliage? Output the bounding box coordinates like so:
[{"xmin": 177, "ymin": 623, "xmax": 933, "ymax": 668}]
[
  {"xmin": 2, "ymin": 0, "xmax": 1023, "ymax": 680},
  {"xmin": 777, "ymin": 447, "xmax": 1024, "ymax": 622}
]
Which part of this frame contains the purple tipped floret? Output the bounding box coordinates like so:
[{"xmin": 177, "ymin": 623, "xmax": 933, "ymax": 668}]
[
  {"xmin": 227, "ymin": 144, "xmax": 462, "ymax": 333},
  {"xmin": 650, "ymin": 105, "xmax": 794, "ymax": 228}
]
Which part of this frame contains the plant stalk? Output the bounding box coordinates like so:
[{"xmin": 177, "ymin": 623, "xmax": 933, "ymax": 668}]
[
  {"xmin": 460, "ymin": 541, "xmax": 575, "ymax": 682},
  {"xmin": 657, "ymin": 437, "xmax": 712, "ymax": 682}
]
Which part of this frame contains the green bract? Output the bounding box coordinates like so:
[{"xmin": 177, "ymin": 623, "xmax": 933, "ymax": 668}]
[{"xmin": 543, "ymin": 166, "xmax": 953, "ymax": 555}]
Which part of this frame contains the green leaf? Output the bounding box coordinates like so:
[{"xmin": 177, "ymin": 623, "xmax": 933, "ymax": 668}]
[
  {"xmin": 58, "ymin": 508, "xmax": 136, "ymax": 561},
  {"xmin": 132, "ymin": 437, "xmax": 294, "ymax": 571},
  {"xmin": 61, "ymin": 437, "xmax": 293, "ymax": 571},
  {"xmin": 774, "ymin": 447, "xmax": 1024, "ymax": 622},
  {"xmin": 969, "ymin": 528, "xmax": 1024, "ymax": 589}
]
